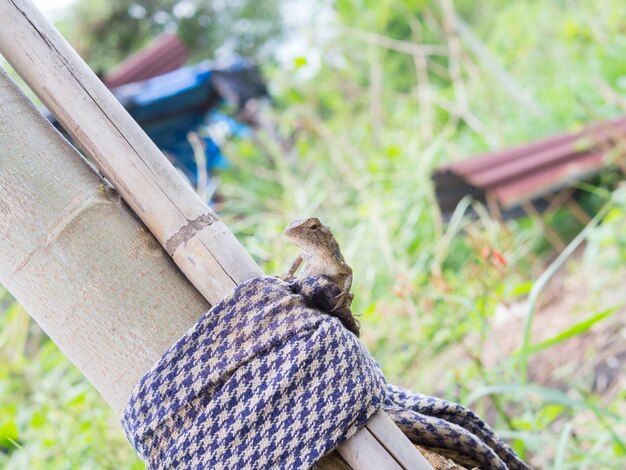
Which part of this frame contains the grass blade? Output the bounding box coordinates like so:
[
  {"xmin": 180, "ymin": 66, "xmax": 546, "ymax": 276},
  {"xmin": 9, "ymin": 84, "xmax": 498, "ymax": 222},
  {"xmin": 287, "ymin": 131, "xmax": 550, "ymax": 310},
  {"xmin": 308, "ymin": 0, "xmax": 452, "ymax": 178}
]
[
  {"xmin": 519, "ymin": 199, "xmax": 615, "ymax": 384},
  {"xmin": 521, "ymin": 304, "xmax": 623, "ymax": 356},
  {"xmin": 553, "ymin": 422, "xmax": 572, "ymax": 470}
]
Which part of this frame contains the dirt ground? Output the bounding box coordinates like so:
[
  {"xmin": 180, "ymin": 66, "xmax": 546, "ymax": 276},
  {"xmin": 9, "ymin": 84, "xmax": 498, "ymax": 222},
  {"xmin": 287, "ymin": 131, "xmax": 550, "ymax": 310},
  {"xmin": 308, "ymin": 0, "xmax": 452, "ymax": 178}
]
[{"xmin": 482, "ymin": 249, "xmax": 626, "ymax": 401}]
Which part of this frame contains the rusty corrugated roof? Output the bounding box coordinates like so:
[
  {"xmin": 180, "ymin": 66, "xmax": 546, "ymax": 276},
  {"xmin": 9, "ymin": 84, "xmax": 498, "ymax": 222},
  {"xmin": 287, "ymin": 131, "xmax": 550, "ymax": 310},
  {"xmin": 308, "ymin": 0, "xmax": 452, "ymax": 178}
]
[
  {"xmin": 103, "ymin": 34, "xmax": 188, "ymax": 88},
  {"xmin": 432, "ymin": 116, "xmax": 626, "ymax": 217}
]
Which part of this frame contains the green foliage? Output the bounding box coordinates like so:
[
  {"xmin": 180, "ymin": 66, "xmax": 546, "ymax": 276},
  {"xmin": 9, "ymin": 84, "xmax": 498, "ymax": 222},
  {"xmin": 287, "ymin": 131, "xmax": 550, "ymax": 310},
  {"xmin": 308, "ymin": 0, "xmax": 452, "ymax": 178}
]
[
  {"xmin": 218, "ymin": 0, "xmax": 626, "ymax": 467},
  {"xmin": 523, "ymin": 303, "xmax": 623, "ymax": 356},
  {"xmin": 585, "ymin": 185, "xmax": 626, "ymax": 269},
  {"xmin": 0, "ymin": 293, "xmax": 142, "ymax": 468},
  {"xmin": 56, "ymin": 0, "xmax": 284, "ymax": 72}
]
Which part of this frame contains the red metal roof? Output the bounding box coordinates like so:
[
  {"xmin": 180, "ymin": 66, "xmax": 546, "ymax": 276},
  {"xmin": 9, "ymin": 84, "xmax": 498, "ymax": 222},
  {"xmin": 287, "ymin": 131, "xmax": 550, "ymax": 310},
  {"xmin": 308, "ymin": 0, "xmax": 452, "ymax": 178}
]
[
  {"xmin": 433, "ymin": 116, "xmax": 626, "ymax": 217},
  {"xmin": 103, "ymin": 34, "xmax": 188, "ymax": 88}
]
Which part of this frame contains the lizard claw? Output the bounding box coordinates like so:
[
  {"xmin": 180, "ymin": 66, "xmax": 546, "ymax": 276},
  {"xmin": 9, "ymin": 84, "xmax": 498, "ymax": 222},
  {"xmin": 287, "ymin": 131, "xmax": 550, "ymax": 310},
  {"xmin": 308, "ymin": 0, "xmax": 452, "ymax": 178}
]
[
  {"xmin": 331, "ymin": 291, "xmax": 353, "ymax": 311},
  {"xmin": 329, "ymin": 292, "xmax": 360, "ymax": 336},
  {"xmin": 280, "ymin": 273, "xmax": 294, "ymax": 282}
]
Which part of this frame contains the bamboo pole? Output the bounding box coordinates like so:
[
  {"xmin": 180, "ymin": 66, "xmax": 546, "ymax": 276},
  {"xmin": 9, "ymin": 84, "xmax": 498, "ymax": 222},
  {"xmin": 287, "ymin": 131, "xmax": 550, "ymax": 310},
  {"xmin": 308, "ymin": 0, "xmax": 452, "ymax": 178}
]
[
  {"xmin": 0, "ymin": 66, "xmax": 209, "ymax": 415},
  {"xmin": 0, "ymin": 0, "xmax": 262, "ymax": 306},
  {"xmin": 0, "ymin": 1, "xmax": 434, "ymax": 468}
]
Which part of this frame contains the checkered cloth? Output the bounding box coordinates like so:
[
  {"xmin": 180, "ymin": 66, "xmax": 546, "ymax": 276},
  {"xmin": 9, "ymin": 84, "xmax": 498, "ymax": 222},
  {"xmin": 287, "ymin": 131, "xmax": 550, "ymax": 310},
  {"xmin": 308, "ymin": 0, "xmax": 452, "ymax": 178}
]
[{"xmin": 122, "ymin": 276, "xmax": 531, "ymax": 470}]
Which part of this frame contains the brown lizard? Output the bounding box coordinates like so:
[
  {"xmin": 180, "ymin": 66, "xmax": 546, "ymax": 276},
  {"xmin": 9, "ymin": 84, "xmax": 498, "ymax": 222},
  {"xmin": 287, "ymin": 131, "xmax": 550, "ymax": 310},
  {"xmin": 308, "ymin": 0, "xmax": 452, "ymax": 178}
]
[{"xmin": 283, "ymin": 217, "xmax": 355, "ymax": 315}]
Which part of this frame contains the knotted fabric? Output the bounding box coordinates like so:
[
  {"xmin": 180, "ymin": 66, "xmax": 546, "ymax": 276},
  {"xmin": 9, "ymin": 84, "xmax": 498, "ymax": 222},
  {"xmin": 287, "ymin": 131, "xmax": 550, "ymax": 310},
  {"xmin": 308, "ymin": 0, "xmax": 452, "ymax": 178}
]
[{"xmin": 122, "ymin": 276, "xmax": 531, "ymax": 470}]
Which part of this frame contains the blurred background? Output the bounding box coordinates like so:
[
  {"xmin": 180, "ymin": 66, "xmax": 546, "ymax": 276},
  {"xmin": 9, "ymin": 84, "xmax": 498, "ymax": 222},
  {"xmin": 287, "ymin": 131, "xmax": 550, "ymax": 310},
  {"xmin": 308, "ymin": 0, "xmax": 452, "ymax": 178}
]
[{"xmin": 1, "ymin": 0, "xmax": 626, "ymax": 468}]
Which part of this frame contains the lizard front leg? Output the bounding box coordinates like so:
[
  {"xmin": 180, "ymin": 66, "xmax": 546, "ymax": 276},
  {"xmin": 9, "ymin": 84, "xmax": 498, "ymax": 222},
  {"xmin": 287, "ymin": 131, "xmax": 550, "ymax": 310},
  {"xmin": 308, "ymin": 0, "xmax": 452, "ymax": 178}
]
[
  {"xmin": 282, "ymin": 253, "xmax": 304, "ymax": 280},
  {"xmin": 333, "ymin": 270, "xmax": 353, "ymax": 311}
]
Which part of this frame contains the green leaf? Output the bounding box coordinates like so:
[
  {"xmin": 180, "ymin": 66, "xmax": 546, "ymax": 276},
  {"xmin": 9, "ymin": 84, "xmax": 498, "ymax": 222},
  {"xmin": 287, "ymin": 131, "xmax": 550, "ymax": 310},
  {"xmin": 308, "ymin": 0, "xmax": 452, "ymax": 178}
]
[
  {"xmin": 30, "ymin": 411, "xmax": 46, "ymax": 429},
  {"xmin": 0, "ymin": 419, "xmax": 19, "ymax": 451},
  {"xmin": 466, "ymin": 383, "xmax": 620, "ymax": 420},
  {"xmin": 521, "ymin": 304, "xmax": 623, "ymax": 356},
  {"xmin": 511, "ymin": 281, "xmax": 533, "ymax": 297},
  {"xmin": 294, "ymin": 57, "xmax": 308, "ymax": 69},
  {"xmin": 553, "ymin": 422, "xmax": 573, "ymax": 470}
]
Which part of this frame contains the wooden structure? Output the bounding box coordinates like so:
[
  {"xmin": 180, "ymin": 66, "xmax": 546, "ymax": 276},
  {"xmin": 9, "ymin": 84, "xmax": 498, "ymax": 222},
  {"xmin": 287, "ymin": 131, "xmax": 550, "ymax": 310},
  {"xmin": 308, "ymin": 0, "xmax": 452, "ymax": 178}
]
[
  {"xmin": 104, "ymin": 33, "xmax": 188, "ymax": 88},
  {"xmin": 433, "ymin": 117, "xmax": 626, "ymax": 248},
  {"xmin": 0, "ymin": 0, "xmax": 434, "ymax": 468}
]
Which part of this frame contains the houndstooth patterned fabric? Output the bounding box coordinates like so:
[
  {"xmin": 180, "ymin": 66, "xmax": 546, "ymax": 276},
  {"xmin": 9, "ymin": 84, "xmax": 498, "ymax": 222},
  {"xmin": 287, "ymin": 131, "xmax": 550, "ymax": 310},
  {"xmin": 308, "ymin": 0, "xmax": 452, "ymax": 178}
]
[
  {"xmin": 385, "ymin": 385, "xmax": 531, "ymax": 470},
  {"xmin": 122, "ymin": 276, "xmax": 531, "ymax": 470}
]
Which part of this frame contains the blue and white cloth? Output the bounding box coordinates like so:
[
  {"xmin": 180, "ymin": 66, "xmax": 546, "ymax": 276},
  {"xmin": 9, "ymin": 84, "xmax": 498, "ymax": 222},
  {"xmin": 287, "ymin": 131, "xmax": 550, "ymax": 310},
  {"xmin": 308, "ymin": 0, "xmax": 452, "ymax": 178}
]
[{"xmin": 122, "ymin": 276, "xmax": 531, "ymax": 469}]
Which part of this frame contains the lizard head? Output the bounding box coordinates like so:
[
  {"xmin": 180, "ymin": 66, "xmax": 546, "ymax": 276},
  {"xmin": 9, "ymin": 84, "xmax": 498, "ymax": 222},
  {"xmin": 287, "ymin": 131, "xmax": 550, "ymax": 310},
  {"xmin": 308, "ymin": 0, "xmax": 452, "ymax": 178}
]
[{"xmin": 284, "ymin": 217, "xmax": 334, "ymax": 254}]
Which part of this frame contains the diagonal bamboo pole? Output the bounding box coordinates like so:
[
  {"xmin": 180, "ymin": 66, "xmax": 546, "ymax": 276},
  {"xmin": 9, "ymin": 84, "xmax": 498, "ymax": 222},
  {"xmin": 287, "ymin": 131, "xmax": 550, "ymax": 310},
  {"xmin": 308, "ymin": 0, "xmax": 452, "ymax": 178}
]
[
  {"xmin": 0, "ymin": 1, "xmax": 433, "ymax": 468},
  {"xmin": 0, "ymin": 0, "xmax": 262, "ymax": 306}
]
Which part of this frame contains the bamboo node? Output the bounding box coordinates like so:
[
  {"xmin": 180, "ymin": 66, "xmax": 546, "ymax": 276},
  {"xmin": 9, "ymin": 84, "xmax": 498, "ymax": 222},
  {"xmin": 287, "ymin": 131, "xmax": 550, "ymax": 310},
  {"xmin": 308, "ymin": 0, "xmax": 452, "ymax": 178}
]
[{"xmin": 164, "ymin": 211, "xmax": 219, "ymax": 255}]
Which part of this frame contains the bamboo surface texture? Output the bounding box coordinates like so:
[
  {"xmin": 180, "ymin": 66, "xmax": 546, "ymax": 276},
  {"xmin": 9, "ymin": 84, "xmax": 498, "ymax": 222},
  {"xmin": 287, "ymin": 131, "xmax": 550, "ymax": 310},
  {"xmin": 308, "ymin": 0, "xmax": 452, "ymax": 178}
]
[
  {"xmin": 0, "ymin": 1, "xmax": 433, "ymax": 468},
  {"xmin": 0, "ymin": 65, "xmax": 210, "ymax": 415}
]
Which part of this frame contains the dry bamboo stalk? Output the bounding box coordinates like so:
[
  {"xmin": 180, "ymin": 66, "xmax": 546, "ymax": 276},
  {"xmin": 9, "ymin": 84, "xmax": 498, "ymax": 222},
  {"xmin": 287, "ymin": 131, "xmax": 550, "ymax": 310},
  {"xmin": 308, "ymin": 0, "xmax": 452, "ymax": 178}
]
[
  {"xmin": 338, "ymin": 427, "xmax": 402, "ymax": 470},
  {"xmin": 0, "ymin": 0, "xmax": 263, "ymax": 306},
  {"xmin": 365, "ymin": 410, "xmax": 434, "ymax": 469},
  {"xmin": 0, "ymin": 66, "xmax": 209, "ymax": 415},
  {"xmin": 341, "ymin": 26, "xmax": 448, "ymax": 57},
  {"xmin": 0, "ymin": 1, "xmax": 434, "ymax": 468}
]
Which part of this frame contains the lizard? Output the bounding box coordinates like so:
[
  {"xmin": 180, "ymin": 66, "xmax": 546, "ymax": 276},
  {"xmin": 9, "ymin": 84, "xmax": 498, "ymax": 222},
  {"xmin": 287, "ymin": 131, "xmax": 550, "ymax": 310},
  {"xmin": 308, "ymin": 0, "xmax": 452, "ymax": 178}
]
[{"xmin": 283, "ymin": 217, "xmax": 353, "ymax": 310}]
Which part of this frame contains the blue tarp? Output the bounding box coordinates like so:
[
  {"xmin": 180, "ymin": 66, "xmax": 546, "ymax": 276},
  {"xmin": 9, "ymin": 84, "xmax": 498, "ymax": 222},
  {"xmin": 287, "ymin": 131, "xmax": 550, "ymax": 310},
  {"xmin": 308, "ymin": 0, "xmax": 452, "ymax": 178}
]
[{"xmin": 49, "ymin": 59, "xmax": 267, "ymax": 184}]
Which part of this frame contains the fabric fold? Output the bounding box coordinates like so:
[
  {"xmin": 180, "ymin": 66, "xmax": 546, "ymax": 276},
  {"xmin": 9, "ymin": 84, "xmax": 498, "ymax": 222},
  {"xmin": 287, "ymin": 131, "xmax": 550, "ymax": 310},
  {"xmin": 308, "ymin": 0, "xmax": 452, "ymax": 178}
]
[
  {"xmin": 122, "ymin": 276, "xmax": 531, "ymax": 470},
  {"xmin": 122, "ymin": 276, "xmax": 385, "ymax": 469}
]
